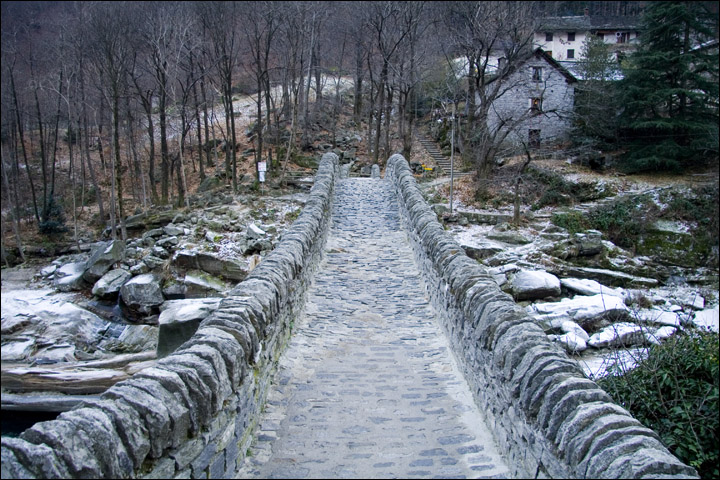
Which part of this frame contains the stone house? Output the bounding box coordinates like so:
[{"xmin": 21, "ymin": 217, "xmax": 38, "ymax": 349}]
[
  {"xmin": 482, "ymin": 48, "xmax": 578, "ymax": 149},
  {"xmin": 534, "ymin": 12, "xmax": 641, "ymax": 65}
]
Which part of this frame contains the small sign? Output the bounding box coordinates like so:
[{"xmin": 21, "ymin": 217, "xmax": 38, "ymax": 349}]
[
  {"xmin": 259, "ymin": 171, "xmax": 266, "ymax": 183},
  {"xmin": 258, "ymin": 161, "xmax": 267, "ymax": 172}
]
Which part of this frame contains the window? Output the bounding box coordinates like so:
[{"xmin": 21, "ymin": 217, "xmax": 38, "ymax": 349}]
[
  {"xmin": 532, "ymin": 67, "xmax": 543, "ymax": 82},
  {"xmin": 530, "ymin": 97, "xmax": 542, "ymax": 113},
  {"xmin": 567, "ymin": 49, "xmax": 575, "ymax": 59},
  {"xmin": 529, "ymin": 130, "xmax": 541, "ymax": 148},
  {"xmin": 617, "ymin": 32, "xmax": 629, "ymax": 43},
  {"xmin": 545, "ymin": 32, "xmax": 553, "ymax": 42},
  {"xmin": 567, "ymin": 31, "xmax": 575, "ymax": 41},
  {"xmin": 596, "ymin": 33, "xmax": 605, "ymax": 41}
]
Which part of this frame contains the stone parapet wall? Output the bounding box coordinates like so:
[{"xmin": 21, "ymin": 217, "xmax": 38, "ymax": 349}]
[
  {"xmin": 1, "ymin": 153, "xmax": 340, "ymax": 480},
  {"xmin": 384, "ymin": 153, "xmax": 698, "ymax": 479}
]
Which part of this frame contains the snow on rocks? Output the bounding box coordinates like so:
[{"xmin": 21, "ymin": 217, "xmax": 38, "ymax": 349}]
[
  {"xmin": 637, "ymin": 308, "xmax": 687, "ymax": 328},
  {"xmin": 92, "ymin": 269, "xmax": 132, "ymax": 300},
  {"xmin": 511, "ymin": 269, "xmax": 561, "ymax": 301},
  {"xmin": 549, "ymin": 332, "xmax": 588, "ymax": 353},
  {"xmin": 693, "ymin": 307, "xmax": 719, "ymax": 333},
  {"xmin": 528, "ymin": 293, "xmax": 630, "ymax": 331},
  {"xmin": 645, "ymin": 326, "xmax": 678, "ymax": 345},
  {"xmin": 119, "ymin": 273, "xmax": 164, "ymax": 320},
  {"xmin": 53, "ymin": 261, "xmax": 86, "ymax": 292},
  {"xmin": 157, "ymin": 298, "xmax": 222, "ymax": 358},
  {"xmin": 588, "ymin": 322, "xmax": 646, "ymax": 348},
  {"xmin": 560, "ymin": 278, "xmax": 624, "ymax": 298},
  {"xmin": 82, "ymin": 240, "xmax": 125, "ymax": 284}
]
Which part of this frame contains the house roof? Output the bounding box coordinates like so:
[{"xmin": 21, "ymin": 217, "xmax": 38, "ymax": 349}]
[
  {"xmin": 532, "ymin": 48, "xmax": 579, "ymax": 83},
  {"xmin": 484, "ymin": 48, "xmax": 578, "ymax": 85},
  {"xmin": 538, "ymin": 15, "xmax": 641, "ymax": 32}
]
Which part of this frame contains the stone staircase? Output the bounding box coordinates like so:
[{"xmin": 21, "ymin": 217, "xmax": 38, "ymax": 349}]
[{"xmin": 417, "ymin": 134, "xmax": 471, "ymax": 178}]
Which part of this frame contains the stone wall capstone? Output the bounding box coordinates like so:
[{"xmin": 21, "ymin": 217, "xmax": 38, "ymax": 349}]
[
  {"xmin": 1, "ymin": 153, "xmax": 340, "ymax": 480},
  {"xmin": 384, "ymin": 153, "xmax": 698, "ymax": 479}
]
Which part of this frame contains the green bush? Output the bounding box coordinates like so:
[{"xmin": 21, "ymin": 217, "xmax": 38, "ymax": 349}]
[
  {"xmin": 597, "ymin": 330, "xmax": 719, "ymax": 478},
  {"xmin": 586, "ymin": 194, "xmax": 659, "ymax": 249},
  {"xmin": 664, "ymin": 185, "xmax": 719, "ymax": 247},
  {"xmin": 551, "ymin": 211, "xmax": 589, "ymax": 234},
  {"xmin": 39, "ymin": 197, "xmax": 68, "ymax": 235}
]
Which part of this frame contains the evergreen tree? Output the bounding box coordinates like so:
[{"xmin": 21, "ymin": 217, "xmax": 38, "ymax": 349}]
[
  {"xmin": 619, "ymin": 1, "xmax": 719, "ymax": 173},
  {"xmin": 573, "ymin": 34, "xmax": 623, "ymax": 148}
]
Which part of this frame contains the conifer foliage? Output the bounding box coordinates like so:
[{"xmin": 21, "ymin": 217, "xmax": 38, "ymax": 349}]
[{"xmin": 619, "ymin": 1, "xmax": 719, "ymax": 173}]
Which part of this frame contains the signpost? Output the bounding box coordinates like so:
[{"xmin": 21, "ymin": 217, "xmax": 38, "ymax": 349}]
[
  {"xmin": 450, "ymin": 104, "xmax": 455, "ymax": 215},
  {"xmin": 258, "ymin": 161, "xmax": 266, "ymax": 194}
]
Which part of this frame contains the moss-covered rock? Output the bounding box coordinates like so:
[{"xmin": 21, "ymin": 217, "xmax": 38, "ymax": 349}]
[{"xmin": 637, "ymin": 220, "xmax": 713, "ymax": 268}]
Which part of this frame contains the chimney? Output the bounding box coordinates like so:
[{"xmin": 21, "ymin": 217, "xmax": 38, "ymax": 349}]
[{"xmin": 584, "ymin": 7, "xmax": 589, "ymax": 16}]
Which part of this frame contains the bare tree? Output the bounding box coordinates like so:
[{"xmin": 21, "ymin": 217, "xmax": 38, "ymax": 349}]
[
  {"xmin": 439, "ymin": 1, "xmax": 539, "ymax": 179},
  {"xmin": 197, "ymin": 1, "xmax": 241, "ymax": 191},
  {"xmin": 86, "ymin": 2, "xmax": 135, "ymax": 240},
  {"xmin": 243, "ymin": 1, "xmax": 280, "ymax": 184},
  {"xmin": 277, "ymin": 2, "xmax": 311, "ymax": 181},
  {"xmin": 367, "ymin": 1, "xmax": 413, "ymax": 165}
]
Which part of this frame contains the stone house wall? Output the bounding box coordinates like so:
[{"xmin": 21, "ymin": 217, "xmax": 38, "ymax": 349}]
[{"xmin": 484, "ymin": 51, "xmax": 576, "ymax": 148}]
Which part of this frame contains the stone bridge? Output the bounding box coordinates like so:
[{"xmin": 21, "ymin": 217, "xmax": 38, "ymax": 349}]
[{"xmin": 1, "ymin": 153, "xmax": 698, "ymax": 479}]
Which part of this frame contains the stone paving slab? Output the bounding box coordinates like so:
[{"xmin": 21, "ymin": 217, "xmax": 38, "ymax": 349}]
[{"xmin": 236, "ymin": 178, "xmax": 510, "ymax": 479}]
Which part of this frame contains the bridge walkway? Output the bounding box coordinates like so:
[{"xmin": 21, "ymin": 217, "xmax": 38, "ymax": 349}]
[{"xmin": 237, "ymin": 177, "xmax": 510, "ymax": 479}]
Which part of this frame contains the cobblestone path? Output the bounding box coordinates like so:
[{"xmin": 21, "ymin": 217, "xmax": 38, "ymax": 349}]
[{"xmin": 237, "ymin": 178, "xmax": 510, "ymax": 479}]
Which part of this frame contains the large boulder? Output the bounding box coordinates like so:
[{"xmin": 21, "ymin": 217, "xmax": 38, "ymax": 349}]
[
  {"xmin": 528, "ymin": 294, "xmax": 630, "ymax": 332},
  {"xmin": 550, "ymin": 332, "xmax": 588, "ymax": 354},
  {"xmin": 82, "ymin": 240, "xmax": 125, "ymax": 284},
  {"xmin": 54, "ymin": 262, "xmax": 87, "ymax": 292},
  {"xmin": 125, "ymin": 209, "xmax": 177, "ymax": 230},
  {"xmin": 119, "ymin": 273, "xmax": 164, "ymax": 320},
  {"xmin": 92, "ymin": 269, "xmax": 131, "ymax": 300},
  {"xmin": 1, "ymin": 290, "xmax": 108, "ymax": 362},
  {"xmin": 487, "ymin": 227, "xmax": 532, "ymax": 245},
  {"xmin": 693, "ymin": 307, "xmax": 719, "ymax": 332},
  {"xmin": 99, "ymin": 324, "xmax": 158, "ymax": 353},
  {"xmin": 588, "ymin": 322, "xmax": 646, "ymax": 348},
  {"xmin": 560, "ymin": 278, "xmax": 624, "ymax": 298},
  {"xmin": 460, "ymin": 239, "xmax": 504, "ymax": 261},
  {"xmin": 183, "ymin": 271, "xmax": 229, "ymax": 298},
  {"xmin": 545, "ymin": 230, "xmax": 604, "ymax": 259},
  {"xmin": 173, "ymin": 250, "xmax": 248, "ymax": 282},
  {"xmin": 511, "ymin": 270, "xmax": 561, "ymax": 301},
  {"xmin": 156, "ymin": 298, "xmax": 221, "ymax": 357}
]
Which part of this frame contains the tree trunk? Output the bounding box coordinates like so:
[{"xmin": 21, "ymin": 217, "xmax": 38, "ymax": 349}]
[
  {"xmin": 80, "ymin": 71, "xmax": 105, "ymax": 223},
  {"xmin": 143, "ymin": 94, "xmax": 158, "ymax": 204},
  {"xmin": 9, "ymin": 69, "xmax": 40, "ymax": 223},
  {"xmin": 513, "ymin": 148, "xmax": 533, "ymax": 225},
  {"xmin": 200, "ymin": 69, "xmax": 213, "ymax": 171},
  {"xmin": 192, "ymin": 56, "xmax": 205, "ymax": 181},
  {"xmin": 1, "ymin": 148, "xmax": 25, "ymax": 263},
  {"xmin": 126, "ymin": 97, "xmax": 147, "ymax": 210},
  {"xmin": 48, "ymin": 70, "xmax": 63, "ymax": 222},
  {"xmin": 159, "ymin": 79, "xmax": 170, "ymax": 205},
  {"xmin": 228, "ymin": 84, "xmax": 238, "ymax": 193},
  {"xmin": 33, "ymin": 83, "xmax": 49, "ymax": 224},
  {"xmin": 112, "ymin": 91, "xmax": 127, "ymax": 241},
  {"xmin": 383, "ymin": 84, "xmax": 393, "ymax": 162},
  {"xmin": 373, "ymin": 62, "xmax": 387, "ymax": 165}
]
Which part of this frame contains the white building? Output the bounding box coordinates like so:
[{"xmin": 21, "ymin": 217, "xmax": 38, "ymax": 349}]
[{"xmin": 534, "ymin": 13, "xmax": 641, "ymax": 64}]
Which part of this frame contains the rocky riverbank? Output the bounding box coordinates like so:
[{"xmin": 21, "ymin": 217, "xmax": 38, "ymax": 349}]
[{"xmin": 422, "ymin": 172, "xmax": 719, "ymax": 379}]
